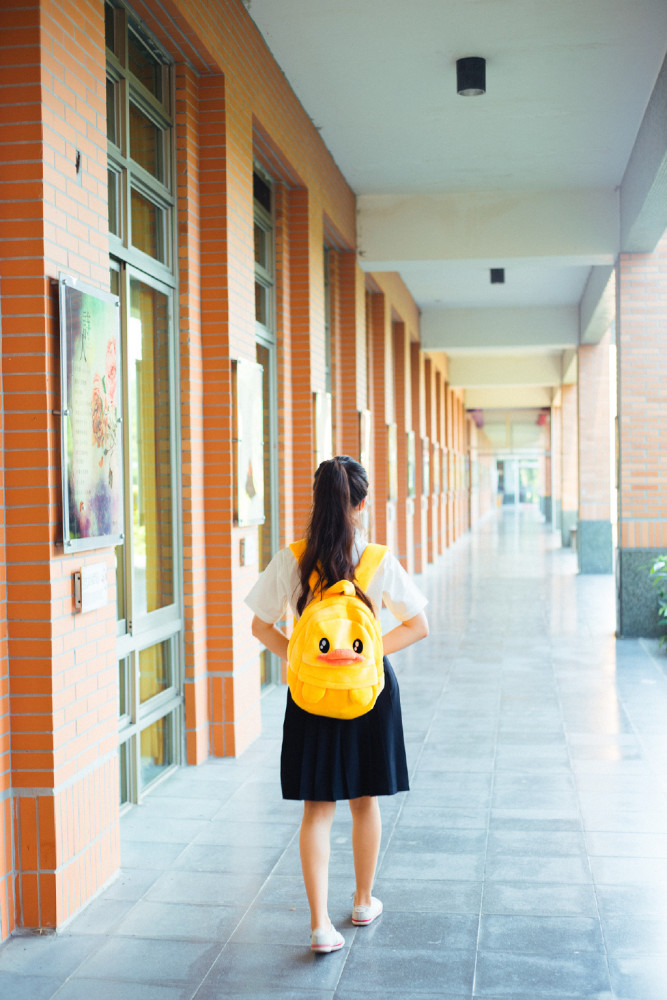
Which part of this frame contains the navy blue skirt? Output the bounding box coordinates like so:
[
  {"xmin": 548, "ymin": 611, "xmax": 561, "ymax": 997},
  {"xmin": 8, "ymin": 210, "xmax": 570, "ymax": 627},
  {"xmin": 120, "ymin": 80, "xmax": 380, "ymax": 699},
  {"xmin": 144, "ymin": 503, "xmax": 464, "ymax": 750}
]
[{"xmin": 280, "ymin": 657, "xmax": 410, "ymax": 801}]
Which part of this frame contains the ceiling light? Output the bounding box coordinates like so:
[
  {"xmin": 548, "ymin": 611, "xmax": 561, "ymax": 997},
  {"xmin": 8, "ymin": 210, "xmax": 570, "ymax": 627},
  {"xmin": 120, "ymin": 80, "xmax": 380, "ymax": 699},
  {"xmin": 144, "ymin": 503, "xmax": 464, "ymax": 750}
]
[
  {"xmin": 456, "ymin": 57, "xmax": 486, "ymax": 97},
  {"xmin": 490, "ymin": 268, "xmax": 505, "ymax": 284}
]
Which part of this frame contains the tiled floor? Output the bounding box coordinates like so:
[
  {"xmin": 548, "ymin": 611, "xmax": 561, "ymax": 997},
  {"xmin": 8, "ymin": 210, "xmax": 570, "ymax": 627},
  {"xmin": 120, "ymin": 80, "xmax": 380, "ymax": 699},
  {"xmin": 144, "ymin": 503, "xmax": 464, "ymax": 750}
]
[{"xmin": 3, "ymin": 508, "xmax": 667, "ymax": 999}]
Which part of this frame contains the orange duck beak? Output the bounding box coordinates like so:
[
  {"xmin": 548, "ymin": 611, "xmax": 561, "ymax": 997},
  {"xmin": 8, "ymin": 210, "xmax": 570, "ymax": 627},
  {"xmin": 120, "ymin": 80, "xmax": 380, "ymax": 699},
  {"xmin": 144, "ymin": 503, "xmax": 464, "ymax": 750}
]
[{"xmin": 317, "ymin": 648, "xmax": 364, "ymax": 666}]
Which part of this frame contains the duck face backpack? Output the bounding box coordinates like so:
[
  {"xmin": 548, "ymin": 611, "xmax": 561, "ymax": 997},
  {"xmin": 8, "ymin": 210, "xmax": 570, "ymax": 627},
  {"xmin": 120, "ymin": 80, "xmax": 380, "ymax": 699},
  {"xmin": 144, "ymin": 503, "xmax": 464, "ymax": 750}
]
[{"xmin": 287, "ymin": 541, "xmax": 388, "ymax": 720}]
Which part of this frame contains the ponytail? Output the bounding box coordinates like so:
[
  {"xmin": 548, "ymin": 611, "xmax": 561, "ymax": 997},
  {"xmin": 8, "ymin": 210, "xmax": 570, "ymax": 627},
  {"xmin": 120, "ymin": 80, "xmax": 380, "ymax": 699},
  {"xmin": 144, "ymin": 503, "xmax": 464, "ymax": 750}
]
[{"xmin": 296, "ymin": 456, "xmax": 373, "ymax": 615}]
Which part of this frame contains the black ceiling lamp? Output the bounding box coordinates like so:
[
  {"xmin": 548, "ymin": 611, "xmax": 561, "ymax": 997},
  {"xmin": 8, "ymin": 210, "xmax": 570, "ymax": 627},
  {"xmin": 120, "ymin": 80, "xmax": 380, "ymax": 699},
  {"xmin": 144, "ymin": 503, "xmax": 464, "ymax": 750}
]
[
  {"xmin": 490, "ymin": 268, "xmax": 505, "ymax": 284},
  {"xmin": 456, "ymin": 56, "xmax": 486, "ymax": 97}
]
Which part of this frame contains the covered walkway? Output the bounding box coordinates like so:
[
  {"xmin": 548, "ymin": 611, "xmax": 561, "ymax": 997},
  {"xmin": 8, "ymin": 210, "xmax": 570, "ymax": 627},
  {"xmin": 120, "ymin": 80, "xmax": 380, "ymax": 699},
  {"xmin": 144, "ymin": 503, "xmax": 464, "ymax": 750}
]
[{"xmin": 2, "ymin": 509, "xmax": 667, "ymax": 999}]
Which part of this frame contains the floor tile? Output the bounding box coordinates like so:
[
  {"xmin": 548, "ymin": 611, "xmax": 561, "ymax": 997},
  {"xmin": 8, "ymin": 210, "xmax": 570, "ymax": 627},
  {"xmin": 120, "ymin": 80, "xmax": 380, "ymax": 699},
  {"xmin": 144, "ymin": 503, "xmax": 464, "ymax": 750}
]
[
  {"xmin": 72, "ymin": 936, "xmax": 221, "ymax": 986},
  {"xmin": 337, "ymin": 944, "xmax": 476, "ymax": 995},
  {"xmin": 607, "ymin": 954, "xmax": 667, "ymax": 1000},
  {"xmin": 600, "ymin": 913, "xmax": 667, "ymax": 955},
  {"xmin": 481, "ymin": 881, "xmax": 599, "ymax": 917},
  {"xmin": 478, "ymin": 914, "xmax": 604, "ymax": 954},
  {"xmin": 114, "ymin": 900, "xmax": 245, "ymax": 942},
  {"xmin": 201, "ymin": 941, "xmax": 348, "ymax": 993},
  {"xmin": 474, "ymin": 949, "xmax": 612, "ymax": 997}
]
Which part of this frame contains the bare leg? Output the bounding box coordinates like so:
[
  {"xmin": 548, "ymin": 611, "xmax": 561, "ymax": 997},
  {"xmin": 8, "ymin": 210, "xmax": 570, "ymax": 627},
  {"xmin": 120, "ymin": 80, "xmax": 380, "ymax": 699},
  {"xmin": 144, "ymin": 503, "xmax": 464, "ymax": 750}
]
[
  {"xmin": 349, "ymin": 795, "xmax": 381, "ymax": 907},
  {"xmin": 300, "ymin": 800, "xmax": 337, "ymax": 931}
]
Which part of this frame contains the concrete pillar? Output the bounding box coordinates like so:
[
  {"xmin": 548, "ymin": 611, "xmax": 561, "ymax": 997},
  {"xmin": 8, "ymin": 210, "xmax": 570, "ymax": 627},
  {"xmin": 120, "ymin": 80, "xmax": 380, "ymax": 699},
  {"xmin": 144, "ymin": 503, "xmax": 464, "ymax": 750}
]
[
  {"xmin": 560, "ymin": 384, "xmax": 579, "ymax": 547},
  {"xmin": 577, "ymin": 330, "xmax": 614, "ymax": 572},
  {"xmin": 616, "ymin": 236, "xmax": 667, "ymax": 636}
]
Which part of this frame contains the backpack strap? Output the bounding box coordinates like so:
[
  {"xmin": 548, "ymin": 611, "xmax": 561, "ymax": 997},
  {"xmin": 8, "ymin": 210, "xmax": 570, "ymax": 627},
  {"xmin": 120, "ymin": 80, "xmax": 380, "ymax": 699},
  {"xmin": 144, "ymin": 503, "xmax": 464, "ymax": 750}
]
[
  {"xmin": 289, "ymin": 539, "xmax": 388, "ymax": 599},
  {"xmin": 289, "ymin": 539, "xmax": 323, "ymax": 598},
  {"xmin": 354, "ymin": 543, "xmax": 388, "ymax": 592}
]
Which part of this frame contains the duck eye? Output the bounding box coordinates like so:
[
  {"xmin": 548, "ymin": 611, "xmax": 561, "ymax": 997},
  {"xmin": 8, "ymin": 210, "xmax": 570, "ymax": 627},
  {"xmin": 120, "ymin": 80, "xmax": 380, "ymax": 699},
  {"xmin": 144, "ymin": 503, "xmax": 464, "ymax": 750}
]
[
  {"xmin": 319, "ymin": 638, "xmax": 330, "ymax": 653},
  {"xmin": 353, "ymin": 639, "xmax": 363, "ymax": 654}
]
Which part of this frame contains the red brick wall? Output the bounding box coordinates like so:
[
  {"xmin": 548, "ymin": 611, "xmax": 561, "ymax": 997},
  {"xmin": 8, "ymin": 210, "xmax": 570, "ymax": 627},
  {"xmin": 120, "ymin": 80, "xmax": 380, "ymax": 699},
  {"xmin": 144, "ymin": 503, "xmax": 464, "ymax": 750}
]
[
  {"xmin": 618, "ymin": 237, "xmax": 667, "ymax": 548},
  {"xmin": 0, "ymin": 0, "xmax": 119, "ymax": 932}
]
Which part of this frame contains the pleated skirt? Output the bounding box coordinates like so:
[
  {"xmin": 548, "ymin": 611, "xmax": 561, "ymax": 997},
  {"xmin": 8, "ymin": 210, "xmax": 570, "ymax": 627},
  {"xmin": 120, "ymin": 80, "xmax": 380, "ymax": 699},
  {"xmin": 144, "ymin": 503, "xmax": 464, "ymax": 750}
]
[{"xmin": 280, "ymin": 657, "xmax": 409, "ymax": 801}]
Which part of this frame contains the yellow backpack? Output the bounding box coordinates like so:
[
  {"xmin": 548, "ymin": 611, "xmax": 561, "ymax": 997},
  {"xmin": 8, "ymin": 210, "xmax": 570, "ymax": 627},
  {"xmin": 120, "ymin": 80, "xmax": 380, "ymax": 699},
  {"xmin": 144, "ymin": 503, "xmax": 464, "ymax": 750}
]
[{"xmin": 287, "ymin": 540, "xmax": 388, "ymax": 720}]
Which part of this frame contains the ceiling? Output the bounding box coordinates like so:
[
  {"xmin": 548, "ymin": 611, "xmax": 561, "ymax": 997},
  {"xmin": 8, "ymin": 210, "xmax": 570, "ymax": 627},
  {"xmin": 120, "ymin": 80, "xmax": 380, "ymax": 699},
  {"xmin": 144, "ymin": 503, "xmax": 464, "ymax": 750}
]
[{"xmin": 246, "ymin": 0, "xmax": 667, "ymax": 422}]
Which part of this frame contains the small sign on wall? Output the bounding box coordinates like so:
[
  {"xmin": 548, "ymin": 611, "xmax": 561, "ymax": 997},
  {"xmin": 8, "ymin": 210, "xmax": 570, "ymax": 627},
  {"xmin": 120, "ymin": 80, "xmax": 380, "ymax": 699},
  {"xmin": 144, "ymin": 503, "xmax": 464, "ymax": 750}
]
[{"xmin": 73, "ymin": 562, "xmax": 108, "ymax": 614}]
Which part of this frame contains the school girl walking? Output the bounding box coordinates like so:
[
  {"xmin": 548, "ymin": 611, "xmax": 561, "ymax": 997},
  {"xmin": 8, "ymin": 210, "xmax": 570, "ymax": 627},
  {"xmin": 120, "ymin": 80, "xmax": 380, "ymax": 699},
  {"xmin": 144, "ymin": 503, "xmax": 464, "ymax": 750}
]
[{"xmin": 245, "ymin": 456, "xmax": 429, "ymax": 953}]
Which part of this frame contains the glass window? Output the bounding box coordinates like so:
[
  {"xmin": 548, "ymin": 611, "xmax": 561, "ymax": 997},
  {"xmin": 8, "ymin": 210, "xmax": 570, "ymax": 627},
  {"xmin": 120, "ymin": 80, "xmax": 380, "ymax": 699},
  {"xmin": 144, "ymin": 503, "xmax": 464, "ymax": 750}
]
[
  {"xmin": 140, "ymin": 714, "xmax": 172, "ymax": 789},
  {"xmin": 108, "ymin": 169, "xmax": 120, "ymax": 235},
  {"xmin": 131, "ymin": 188, "xmax": 165, "ymax": 262},
  {"xmin": 106, "ymin": 79, "xmax": 117, "ymax": 145},
  {"xmin": 253, "ymin": 172, "xmax": 271, "ymax": 213},
  {"xmin": 254, "ymin": 223, "xmax": 269, "ymax": 269},
  {"xmin": 118, "ymin": 657, "xmax": 130, "ymax": 716},
  {"xmin": 255, "ymin": 282, "xmax": 268, "ymax": 326},
  {"xmin": 129, "ymin": 102, "xmax": 164, "ymax": 182},
  {"xmin": 139, "ymin": 640, "xmax": 172, "ymax": 704},
  {"xmin": 129, "ymin": 30, "xmax": 163, "ymax": 101},
  {"xmin": 119, "ymin": 740, "xmax": 130, "ymax": 804},
  {"xmin": 128, "ymin": 277, "xmax": 174, "ymax": 615},
  {"xmin": 105, "ymin": 2, "xmax": 116, "ymax": 55}
]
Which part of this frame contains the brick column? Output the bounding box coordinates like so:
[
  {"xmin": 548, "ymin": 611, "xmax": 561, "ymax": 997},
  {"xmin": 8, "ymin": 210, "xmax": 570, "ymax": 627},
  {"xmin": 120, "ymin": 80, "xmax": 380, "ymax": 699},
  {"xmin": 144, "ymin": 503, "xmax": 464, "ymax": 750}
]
[
  {"xmin": 369, "ymin": 293, "xmax": 389, "ymax": 545},
  {"xmin": 393, "ymin": 322, "xmax": 411, "ymax": 570},
  {"xmin": 560, "ymin": 384, "xmax": 579, "ymax": 548},
  {"xmin": 410, "ymin": 342, "xmax": 424, "ymax": 573},
  {"xmin": 578, "ymin": 330, "xmax": 613, "ymax": 573},
  {"xmin": 617, "ymin": 236, "xmax": 667, "ymax": 636},
  {"xmin": 337, "ymin": 252, "xmax": 364, "ymax": 456}
]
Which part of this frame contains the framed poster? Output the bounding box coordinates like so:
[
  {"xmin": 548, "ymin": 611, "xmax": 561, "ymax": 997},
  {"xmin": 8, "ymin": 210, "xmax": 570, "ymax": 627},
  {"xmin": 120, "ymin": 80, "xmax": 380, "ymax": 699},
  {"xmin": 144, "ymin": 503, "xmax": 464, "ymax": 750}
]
[
  {"xmin": 422, "ymin": 436, "xmax": 430, "ymax": 496},
  {"xmin": 234, "ymin": 358, "xmax": 265, "ymax": 526},
  {"xmin": 59, "ymin": 274, "xmax": 123, "ymax": 551},
  {"xmin": 314, "ymin": 391, "xmax": 333, "ymax": 468},
  {"xmin": 407, "ymin": 430, "xmax": 416, "ymax": 498},
  {"xmin": 387, "ymin": 423, "xmax": 398, "ymax": 501}
]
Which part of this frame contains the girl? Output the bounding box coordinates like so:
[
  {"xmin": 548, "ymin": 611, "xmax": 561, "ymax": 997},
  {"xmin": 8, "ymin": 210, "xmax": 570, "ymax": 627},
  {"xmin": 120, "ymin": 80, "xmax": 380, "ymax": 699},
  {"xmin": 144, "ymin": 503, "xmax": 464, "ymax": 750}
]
[{"xmin": 245, "ymin": 456, "xmax": 428, "ymax": 953}]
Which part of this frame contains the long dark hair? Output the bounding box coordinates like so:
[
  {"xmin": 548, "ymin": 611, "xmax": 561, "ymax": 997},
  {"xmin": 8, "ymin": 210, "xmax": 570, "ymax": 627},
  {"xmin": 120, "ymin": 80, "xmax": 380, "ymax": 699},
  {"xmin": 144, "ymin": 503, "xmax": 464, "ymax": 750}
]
[{"xmin": 296, "ymin": 455, "xmax": 374, "ymax": 615}]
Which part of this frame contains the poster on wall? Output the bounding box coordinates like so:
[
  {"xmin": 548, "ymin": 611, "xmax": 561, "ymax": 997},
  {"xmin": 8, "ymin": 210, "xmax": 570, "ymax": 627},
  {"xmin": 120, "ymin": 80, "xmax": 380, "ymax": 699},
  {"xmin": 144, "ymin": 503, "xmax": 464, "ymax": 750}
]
[
  {"xmin": 234, "ymin": 358, "xmax": 265, "ymax": 526},
  {"xmin": 59, "ymin": 274, "xmax": 123, "ymax": 551},
  {"xmin": 314, "ymin": 391, "xmax": 333, "ymax": 468},
  {"xmin": 387, "ymin": 423, "xmax": 398, "ymax": 501}
]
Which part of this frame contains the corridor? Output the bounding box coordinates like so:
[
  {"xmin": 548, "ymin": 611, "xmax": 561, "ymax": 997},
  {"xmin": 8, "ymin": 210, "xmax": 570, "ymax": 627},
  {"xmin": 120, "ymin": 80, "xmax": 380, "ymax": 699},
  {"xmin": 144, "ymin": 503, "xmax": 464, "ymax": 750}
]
[{"xmin": 2, "ymin": 509, "xmax": 667, "ymax": 999}]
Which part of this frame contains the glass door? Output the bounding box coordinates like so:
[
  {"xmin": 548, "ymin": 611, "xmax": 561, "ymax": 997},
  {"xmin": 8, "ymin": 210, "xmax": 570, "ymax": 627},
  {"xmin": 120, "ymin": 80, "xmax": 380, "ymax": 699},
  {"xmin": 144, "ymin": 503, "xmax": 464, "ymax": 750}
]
[
  {"xmin": 114, "ymin": 265, "xmax": 183, "ymax": 803},
  {"xmin": 256, "ymin": 336, "xmax": 279, "ymax": 685},
  {"xmin": 254, "ymin": 168, "xmax": 279, "ymax": 685}
]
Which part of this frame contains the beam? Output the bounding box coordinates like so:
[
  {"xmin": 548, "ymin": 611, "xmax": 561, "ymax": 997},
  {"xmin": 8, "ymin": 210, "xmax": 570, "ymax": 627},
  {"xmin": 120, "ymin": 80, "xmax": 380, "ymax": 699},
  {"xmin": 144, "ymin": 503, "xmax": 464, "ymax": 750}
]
[
  {"xmin": 465, "ymin": 387, "xmax": 554, "ymax": 409},
  {"xmin": 421, "ymin": 306, "xmax": 578, "ymax": 352},
  {"xmin": 358, "ymin": 189, "xmax": 619, "ymax": 267},
  {"xmin": 579, "ymin": 265, "xmax": 616, "ymax": 345},
  {"xmin": 449, "ymin": 353, "xmax": 562, "ymax": 389},
  {"xmin": 620, "ymin": 52, "xmax": 667, "ymax": 253}
]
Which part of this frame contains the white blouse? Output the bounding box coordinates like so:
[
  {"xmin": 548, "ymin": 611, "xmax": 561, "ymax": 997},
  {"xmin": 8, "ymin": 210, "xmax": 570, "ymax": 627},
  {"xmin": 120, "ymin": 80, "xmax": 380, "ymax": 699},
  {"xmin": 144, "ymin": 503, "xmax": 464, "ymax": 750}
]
[{"xmin": 245, "ymin": 534, "xmax": 428, "ymax": 625}]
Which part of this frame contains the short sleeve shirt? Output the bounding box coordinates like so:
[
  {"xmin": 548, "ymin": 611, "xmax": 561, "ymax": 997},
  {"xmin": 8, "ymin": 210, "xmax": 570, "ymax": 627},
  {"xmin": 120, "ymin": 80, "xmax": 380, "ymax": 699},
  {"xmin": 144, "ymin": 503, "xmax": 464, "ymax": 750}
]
[{"xmin": 244, "ymin": 534, "xmax": 428, "ymax": 625}]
